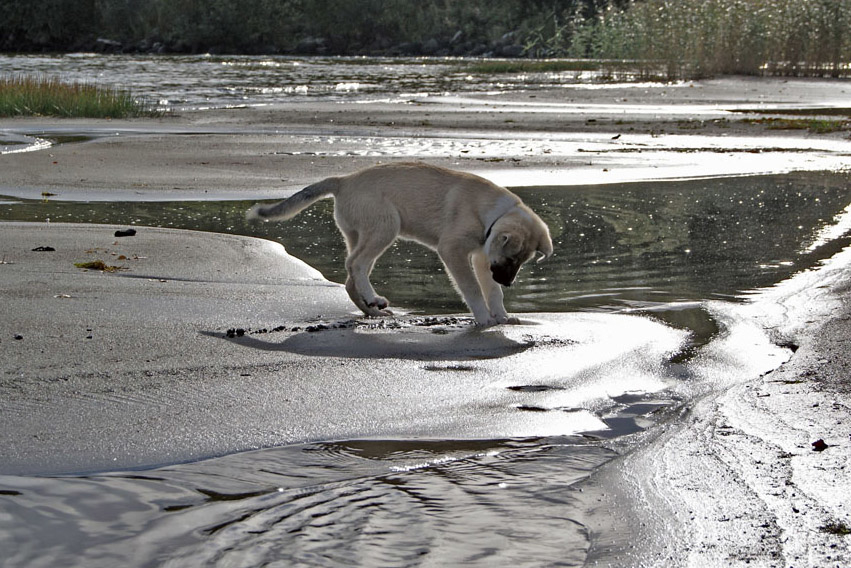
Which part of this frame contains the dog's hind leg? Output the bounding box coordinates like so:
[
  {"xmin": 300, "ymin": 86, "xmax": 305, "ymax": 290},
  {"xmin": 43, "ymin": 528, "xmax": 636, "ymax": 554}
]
[
  {"xmin": 342, "ymin": 224, "xmax": 396, "ymax": 317},
  {"xmin": 471, "ymin": 250, "xmax": 516, "ymax": 324}
]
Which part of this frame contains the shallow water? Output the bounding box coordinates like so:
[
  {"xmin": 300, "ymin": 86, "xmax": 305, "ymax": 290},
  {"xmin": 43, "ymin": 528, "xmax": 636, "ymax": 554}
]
[
  {"xmin": 3, "ymin": 170, "xmax": 849, "ymax": 340},
  {"xmin": 0, "ymin": 53, "xmax": 622, "ymax": 111},
  {"xmin": 1, "ymin": 170, "xmax": 850, "ymax": 566},
  {"xmin": 1, "ymin": 438, "xmax": 612, "ymax": 567}
]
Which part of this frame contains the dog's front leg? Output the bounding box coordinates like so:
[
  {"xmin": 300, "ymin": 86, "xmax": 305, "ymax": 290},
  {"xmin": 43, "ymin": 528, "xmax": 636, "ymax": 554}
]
[
  {"xmin": 439, "ymin": 243, "xmax": 497, "ymax": 326},
  {"xmin": 471, "ymin": 250, "xmax": 517, "ymax": 325}
]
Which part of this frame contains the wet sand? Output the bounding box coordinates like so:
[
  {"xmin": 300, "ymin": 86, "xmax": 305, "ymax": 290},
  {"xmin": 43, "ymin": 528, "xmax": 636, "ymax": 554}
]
[
  {"xmin": 0, "ymin": 221, "xmax": 688, "ymax": 477},
  {"xmin": 1, "ymin": 75, "xmax": 850, "ymax": 565}
]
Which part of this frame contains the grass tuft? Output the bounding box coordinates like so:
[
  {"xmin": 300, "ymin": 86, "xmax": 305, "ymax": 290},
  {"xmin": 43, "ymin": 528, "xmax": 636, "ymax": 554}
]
[
  {"xmin": 74, "ymin": 260, "xmax": 126, "ymax": 272},
  {"xmin": 0, "ymin": 74, "xmax": 160, "ymax": 118},
  {"xmin": 820, "ymin": 521, "xmax": 851, "ymax": 536}
]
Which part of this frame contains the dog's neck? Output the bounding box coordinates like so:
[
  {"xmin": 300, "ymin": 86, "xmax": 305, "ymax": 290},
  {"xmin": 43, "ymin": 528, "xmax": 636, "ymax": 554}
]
[{"xmin": 483, "ymin": 195, "xmax": 518, "ymax": 241}]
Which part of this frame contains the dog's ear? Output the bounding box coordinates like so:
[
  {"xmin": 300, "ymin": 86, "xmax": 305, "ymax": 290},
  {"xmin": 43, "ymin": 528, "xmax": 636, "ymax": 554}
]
[
  {"xmin": 498, "ymin": 233, "xmax": 515, "ymax": 251},
  {"xmin": 536, "ymin": 237, "xmax": 554, "ymax": 262}
]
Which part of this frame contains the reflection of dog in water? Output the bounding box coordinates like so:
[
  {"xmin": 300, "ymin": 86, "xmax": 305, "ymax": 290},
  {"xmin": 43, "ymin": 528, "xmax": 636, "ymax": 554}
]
[{"xmin": 247, "ymin": 162, "xmax": 553, "ymax": 327}]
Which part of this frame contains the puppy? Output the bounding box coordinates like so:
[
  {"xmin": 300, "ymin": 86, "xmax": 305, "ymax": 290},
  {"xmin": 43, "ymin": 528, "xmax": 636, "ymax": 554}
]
[{"xmin": 247, "ymin": 162, "xmax": 553, "ymax": 326}]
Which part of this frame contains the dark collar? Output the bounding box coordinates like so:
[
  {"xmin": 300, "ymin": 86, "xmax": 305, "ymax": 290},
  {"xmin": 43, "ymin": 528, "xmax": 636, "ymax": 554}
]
[
  {"xmin": 484, "ymin": 218, "xmax": 498, "ymax": 240},
  {"xmin": 483, "ymin": 197, "xmax": 518, "ymax": 243}
]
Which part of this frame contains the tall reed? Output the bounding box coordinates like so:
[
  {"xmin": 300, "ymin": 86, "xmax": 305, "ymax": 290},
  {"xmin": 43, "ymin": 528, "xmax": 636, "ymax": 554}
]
[
  {"xmin": 567, "ymin": 0, "xmax": 851, "ymax": 80},
  {"xmin": 0, "ymin": 75, "xmax": 158, "ymax": 118}
]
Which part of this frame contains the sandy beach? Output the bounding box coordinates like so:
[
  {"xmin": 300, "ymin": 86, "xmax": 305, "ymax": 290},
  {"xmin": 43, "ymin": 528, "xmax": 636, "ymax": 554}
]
[{"xmin": 1, "ymin": 75, "xmax": 850, "ymax": 566}]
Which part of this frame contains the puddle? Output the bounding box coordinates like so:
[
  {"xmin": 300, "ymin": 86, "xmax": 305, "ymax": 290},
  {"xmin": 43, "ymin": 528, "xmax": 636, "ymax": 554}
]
[{"xmin": 0, "ymin": 132, "xmax": 52, "ymax": 154}]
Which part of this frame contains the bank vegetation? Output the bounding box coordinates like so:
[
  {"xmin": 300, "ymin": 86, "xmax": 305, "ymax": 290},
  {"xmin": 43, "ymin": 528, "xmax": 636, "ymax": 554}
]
[
  {"xmin": 0, "ymin": 75, "xmax": 158, "ymax": 118},
  {"xmin": 1, "ymin": 0, "xmax": 848, "ymax": 79}
]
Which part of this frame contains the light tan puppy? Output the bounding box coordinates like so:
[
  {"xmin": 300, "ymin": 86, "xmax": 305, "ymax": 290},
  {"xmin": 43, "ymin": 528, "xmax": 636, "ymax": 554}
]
[{"xmin": 247, "ymin": 162, "xmax": 553, "ymax": 326}]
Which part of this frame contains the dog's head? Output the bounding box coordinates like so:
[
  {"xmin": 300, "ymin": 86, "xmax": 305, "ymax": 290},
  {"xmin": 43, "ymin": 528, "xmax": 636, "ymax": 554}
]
[{"xmin": 485, "ymin": 206, "xmax": 553, "ymax": 287}]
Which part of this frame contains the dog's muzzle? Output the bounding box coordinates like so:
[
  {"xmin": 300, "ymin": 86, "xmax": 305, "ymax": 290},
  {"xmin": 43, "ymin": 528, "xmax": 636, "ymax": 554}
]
[{"xmin": 491, "ymin": 262, "xmax": 520, "ymax": 287}]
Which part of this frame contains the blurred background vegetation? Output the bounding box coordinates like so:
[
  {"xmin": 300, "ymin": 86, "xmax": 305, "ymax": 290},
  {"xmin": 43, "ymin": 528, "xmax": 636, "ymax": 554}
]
[{"xmin": 1, "ymin": 0, "xmax": 849, "ymax": 79}]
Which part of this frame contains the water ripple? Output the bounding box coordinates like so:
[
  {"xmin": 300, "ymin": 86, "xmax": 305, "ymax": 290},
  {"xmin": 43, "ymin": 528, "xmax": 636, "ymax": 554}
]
[{"xmin": 0, "ymin": 439, "xmax": 612, "ymax": 567}]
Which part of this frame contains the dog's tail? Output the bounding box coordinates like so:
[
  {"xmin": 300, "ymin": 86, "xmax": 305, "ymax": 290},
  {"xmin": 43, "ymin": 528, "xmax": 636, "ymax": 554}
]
[{"xmin": 246, "ymin": 177, "xmax": 340, "ymax": 222}]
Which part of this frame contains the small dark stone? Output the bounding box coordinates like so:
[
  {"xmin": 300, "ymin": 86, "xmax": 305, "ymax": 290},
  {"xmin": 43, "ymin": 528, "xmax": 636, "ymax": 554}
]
[
  {"xmin": 32, "ymin": 246, "xmax": 56, "ymax": 252},
  {"xmin": 517, "ymin": 405, "xmax": 549, "ymax": 412},
  {"xmin": 114, "ymin": 228, "xmax": 137, "ymax": 237},
  {"xmin": 507, "ymin": 385, "xmax": 562, "ymax": 392},
  {"xmin": 812, "ymin": 439, "xmax": 828, "ymax": 452},
  {"xmin": 235, "ymin": 328, "xmax": 245, "ymax": 337},
  {"xmin": 226, "ymin": 328, "xmax": 236, "ymax": 338},
  {"xmin": 13, "ymin": 334, "xmax": 23, "ymax": 340}
]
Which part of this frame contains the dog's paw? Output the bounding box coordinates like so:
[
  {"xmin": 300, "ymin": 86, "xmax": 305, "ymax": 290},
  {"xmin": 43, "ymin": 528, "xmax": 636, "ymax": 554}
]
[
  {"xmin": 366, "ymin": 296, "xmax": 390, "ymax": 310},
  {"xmin": 476, "ymin": 315, "xmax": 520, "ymax": 327},
  {"xmin": 492, "ymin": 312, "xmax": 516, "ymax": 324},
  {"xmin": 365, "ymin": 308, "xmax": 394, "ymax": 317},
  {"xmin": 364, "ymin": 296, "xmax": 393, "ymax": 318}
]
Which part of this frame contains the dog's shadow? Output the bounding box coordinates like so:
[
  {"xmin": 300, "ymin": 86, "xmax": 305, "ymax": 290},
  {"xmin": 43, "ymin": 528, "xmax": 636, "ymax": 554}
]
[{"xmin": 204, "ymin": 318, "xmax": 536, "ymax": 361}]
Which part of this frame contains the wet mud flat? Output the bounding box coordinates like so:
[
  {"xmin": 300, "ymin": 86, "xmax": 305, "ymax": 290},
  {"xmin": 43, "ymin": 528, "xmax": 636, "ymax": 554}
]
[
  {"xmin": 0, "ymin": 221, "xmax": 694, "ymax": 566},
  {"xmin": 2, "ymin": 173, "xmax": 850, "ymax": 565},
  {"xmin": 582, "ymin": 245, "xmax": 851, "ymax": 568},
  {"xmin": 0, "ymin": 223, "xmax": 693, "ymax": 474}
]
